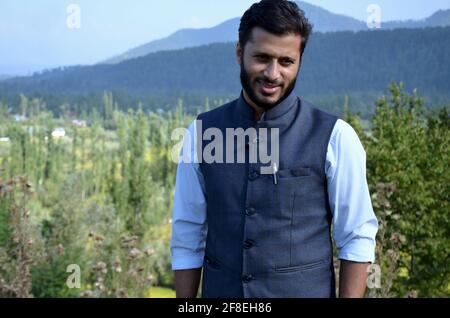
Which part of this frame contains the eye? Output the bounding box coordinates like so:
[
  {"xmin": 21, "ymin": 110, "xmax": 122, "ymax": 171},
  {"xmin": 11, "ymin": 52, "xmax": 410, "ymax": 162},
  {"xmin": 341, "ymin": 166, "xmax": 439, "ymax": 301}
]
[
  {"xmin": 254, "ymin": 55, "xmax": 270, "ymax": 63},
  {"xmin": 280, "ymin": 59, "xmax": 295, "ymax": 66}
]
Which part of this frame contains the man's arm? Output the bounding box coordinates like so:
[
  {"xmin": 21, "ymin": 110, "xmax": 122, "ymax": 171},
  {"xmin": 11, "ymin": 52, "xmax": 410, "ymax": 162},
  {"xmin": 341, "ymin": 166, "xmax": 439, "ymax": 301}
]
[
  {"xmin": 175, "ymin": 268, "xmax": 202, "ymax": 298},
  {"xmin": 171, "ymin": 120, "xmax": 208, "ymax": 298},
  {"xmin": 326, "ymin": 120, "xmax": 379, "ymax": 298},
  {"xmin": 339, "ymin": 260, "xmax": 370, "ymax": 298}
]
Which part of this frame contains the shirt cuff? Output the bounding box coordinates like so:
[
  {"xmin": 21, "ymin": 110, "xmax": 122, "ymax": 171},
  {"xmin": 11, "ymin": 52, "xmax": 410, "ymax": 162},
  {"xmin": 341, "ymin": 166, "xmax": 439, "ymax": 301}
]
[
  {"xmin": 171, "ymin": 247, "xmax": 205, "ymax": 270},
  {"xmin": 338, "ymin": 237, "xmax": 376, "ymax": 263}
]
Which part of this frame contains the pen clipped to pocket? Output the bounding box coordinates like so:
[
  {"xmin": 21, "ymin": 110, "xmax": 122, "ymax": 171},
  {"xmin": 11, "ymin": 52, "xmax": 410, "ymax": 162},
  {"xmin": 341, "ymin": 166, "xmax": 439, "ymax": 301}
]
[{"xmin": 272, "ymin": 162, "xmax": 278, "ymax": 185}]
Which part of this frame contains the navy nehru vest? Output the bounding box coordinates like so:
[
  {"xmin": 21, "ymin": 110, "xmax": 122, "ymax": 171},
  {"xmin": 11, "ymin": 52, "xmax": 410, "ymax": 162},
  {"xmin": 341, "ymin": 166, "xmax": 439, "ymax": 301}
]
[{"xmin": 197, "ymin": 91, "xmax": 338, "ymax": 298}]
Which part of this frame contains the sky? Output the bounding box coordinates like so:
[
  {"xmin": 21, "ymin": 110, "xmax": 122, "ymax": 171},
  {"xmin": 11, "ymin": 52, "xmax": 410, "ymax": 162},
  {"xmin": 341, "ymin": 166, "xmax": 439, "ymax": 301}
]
[{"xmin": 1, "ymin": 0, "xmax": 450, "ymax": 75}]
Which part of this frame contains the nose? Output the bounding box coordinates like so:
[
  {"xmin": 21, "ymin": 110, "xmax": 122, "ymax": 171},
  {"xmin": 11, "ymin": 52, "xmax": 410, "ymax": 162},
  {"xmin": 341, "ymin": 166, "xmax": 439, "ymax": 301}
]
[{"xmin": 263, "ymin": 60, "xmax": 280, "ymax": 82}]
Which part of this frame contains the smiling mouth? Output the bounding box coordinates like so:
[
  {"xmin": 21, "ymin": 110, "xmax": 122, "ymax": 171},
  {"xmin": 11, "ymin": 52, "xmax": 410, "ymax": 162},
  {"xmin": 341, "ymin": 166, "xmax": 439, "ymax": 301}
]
[{"xmin": 259, "ymin": 80, "xmax": 281, "ymax": 95}]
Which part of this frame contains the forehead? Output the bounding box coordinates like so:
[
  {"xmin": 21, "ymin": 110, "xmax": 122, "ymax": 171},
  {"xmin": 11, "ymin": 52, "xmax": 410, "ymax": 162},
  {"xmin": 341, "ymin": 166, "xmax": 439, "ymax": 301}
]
[{"xmin": 245, "ymin": 27, "xmax": 302, "ymax": 58}]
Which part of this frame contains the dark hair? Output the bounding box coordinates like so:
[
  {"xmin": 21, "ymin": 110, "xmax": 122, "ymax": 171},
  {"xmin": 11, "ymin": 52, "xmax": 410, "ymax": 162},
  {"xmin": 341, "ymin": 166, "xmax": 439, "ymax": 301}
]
[{"xmin": 239, "ymin": 0, "xmax": 313, "ymax": 56}]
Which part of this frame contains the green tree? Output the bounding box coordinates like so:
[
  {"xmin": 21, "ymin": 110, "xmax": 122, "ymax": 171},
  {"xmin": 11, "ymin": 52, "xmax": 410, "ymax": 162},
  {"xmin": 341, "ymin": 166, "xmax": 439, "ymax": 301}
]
[{"xmin": 347, "ymin": 83, "xmax": 449, "ymax": 297}]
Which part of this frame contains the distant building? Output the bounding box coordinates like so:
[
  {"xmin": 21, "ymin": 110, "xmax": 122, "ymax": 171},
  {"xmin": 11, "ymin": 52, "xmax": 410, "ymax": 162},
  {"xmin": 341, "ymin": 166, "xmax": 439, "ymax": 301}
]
[
  {"xmin": 52, "ymin": 127, "xmax": 66, "ymax": 138},
  {"xmin": 72, "ymin": 119, "xmax": 87, "ymax": 127},
  {"xmin": 14, "ymin": 114, "xmax": 27, "ymax": 122},
  {"xmin": 0, "ymin": 137, "xmax": 10, "ymax": 142}
]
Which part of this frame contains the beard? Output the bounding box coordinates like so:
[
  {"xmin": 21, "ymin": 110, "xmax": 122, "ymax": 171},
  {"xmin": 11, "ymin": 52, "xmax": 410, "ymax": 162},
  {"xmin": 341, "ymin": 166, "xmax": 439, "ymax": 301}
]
[{"xmin": 240, "ymin": 60, "xmax": 298, "ymax": 111}]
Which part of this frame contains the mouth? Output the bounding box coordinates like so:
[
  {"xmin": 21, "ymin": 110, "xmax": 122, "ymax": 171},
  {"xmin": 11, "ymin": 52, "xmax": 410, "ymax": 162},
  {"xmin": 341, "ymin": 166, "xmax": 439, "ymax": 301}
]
[{"xmin": 258, "ymin": 80, "xmax": 281, "ymax": 95}]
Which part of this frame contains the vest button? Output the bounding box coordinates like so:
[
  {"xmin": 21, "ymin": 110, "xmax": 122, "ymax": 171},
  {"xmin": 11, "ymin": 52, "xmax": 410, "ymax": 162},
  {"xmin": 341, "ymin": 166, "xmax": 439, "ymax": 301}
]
[
  {"xmin": 245, "ymin": 207, "xmax": 256, "ymax": 216},
  {"xmin": 244, "ymin": 240, "xmax": 255, "ymax": 250},
  {"xmin": 248, "ymin": 170, "xmax": 259, "ymax": 181},
  {"xmin": 242, "ymin": 274, "xmax": 254, "ymax": 283},
  {"xmin": 243, "ymin": 239, "xmax": 254, "ymax": 249}
]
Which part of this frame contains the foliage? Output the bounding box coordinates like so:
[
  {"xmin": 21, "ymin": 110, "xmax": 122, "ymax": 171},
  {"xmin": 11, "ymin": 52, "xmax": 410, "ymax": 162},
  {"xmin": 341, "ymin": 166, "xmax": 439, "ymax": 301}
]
[
  {"xmin": 0, "ymin": 93, "xmax": 188, "ymax": 297},
  {"xmin": 0, "ymin": 175, "xmax": 42, "ymax": 297},
  {"xmin": 346, "ymin": 83, "xmax": 449, "ymax": 297}
]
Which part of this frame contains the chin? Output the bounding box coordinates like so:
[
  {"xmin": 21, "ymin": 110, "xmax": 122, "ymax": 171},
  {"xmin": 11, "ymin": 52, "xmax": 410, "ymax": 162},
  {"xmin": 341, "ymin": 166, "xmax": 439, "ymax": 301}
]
[{"xmin": 260, "ymin": 94, "xmax": 282, "ymax": 104}]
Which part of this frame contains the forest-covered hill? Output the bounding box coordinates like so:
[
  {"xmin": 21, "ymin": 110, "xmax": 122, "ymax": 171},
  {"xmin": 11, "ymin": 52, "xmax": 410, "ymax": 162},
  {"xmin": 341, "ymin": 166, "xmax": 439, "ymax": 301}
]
[{"xmin": 1, "ymin": 27, "xmax": 449, "ymax": 117}]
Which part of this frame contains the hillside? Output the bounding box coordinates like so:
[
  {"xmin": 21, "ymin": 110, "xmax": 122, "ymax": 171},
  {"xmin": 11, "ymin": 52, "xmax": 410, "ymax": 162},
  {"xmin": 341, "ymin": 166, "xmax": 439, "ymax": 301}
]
[
  {"xmin": 3, "ymin": 27, "xmax": 449, "ymax": 90},
  {"xmin": 103, "ymin": 2, "xmax": 450, "ymax": 64}
]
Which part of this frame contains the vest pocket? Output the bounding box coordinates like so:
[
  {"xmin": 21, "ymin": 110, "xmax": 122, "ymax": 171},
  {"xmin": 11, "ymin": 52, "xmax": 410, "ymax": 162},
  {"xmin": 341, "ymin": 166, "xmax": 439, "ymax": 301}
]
[
  {"xmin": 275, "ymin": 167, "xmax": 313, "ymax": 218},
  {"xmin": 274, "ymin": 260, "xmax": 326, "ymax": 273},
  {"xmin": 278, "ymin": 166, "xmax": 311, "ymax": 179},
  {"xmin": 275, "ymin": 167, "xmax": 315, "ymax": 268}
]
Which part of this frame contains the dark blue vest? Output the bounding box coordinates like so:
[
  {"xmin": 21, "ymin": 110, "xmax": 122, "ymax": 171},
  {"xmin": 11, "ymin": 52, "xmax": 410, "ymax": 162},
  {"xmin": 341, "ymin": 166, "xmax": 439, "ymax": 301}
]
[{"xmin": 197, "ymin": 92, "xmax": 338, "ymax": 298}]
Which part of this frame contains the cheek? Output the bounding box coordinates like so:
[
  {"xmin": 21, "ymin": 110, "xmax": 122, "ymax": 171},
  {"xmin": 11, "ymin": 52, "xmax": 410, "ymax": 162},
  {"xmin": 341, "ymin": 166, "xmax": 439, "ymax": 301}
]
[
  {"xmin": 282, "ymin": 69, "xmax": 298, "ymax": 83},
  {"xmin": 244, "ymin": 60, "xmax": 265, "ymax": 76}
]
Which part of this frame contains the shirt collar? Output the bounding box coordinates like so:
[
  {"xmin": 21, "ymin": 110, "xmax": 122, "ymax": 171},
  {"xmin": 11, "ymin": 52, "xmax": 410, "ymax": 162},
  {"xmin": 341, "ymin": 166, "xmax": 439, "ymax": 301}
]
[{"xmin": 237, "ymin": 90, "xmax": 298, "ymax": 121}]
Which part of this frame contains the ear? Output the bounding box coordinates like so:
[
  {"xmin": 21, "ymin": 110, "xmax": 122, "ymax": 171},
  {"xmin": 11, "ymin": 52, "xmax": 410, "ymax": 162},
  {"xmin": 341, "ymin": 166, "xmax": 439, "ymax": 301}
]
[{"xmin": 236, "ymin": 42, "xmax": 243, "ymax": 65}]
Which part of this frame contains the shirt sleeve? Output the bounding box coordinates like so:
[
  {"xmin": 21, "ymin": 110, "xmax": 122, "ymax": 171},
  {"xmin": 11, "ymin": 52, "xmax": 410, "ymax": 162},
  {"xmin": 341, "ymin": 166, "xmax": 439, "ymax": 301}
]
[
  {"xmin": 170, "ymin": 120, "xmax": 208, "ymax": 270},
  {"xmin": 326, "ymin": 119, "xmax": 379, "ymax": 263}
]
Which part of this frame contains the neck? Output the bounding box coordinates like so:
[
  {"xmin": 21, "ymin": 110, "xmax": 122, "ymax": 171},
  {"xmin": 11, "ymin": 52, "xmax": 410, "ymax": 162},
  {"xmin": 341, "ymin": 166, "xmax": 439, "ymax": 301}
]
[{"xmin": 242, "ymin": 90, "xmax": 266, "ymax": 121}]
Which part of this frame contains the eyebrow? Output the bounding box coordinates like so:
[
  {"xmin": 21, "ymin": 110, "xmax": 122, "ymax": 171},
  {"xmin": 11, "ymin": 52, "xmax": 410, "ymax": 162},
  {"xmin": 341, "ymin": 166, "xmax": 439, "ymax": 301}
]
[{"xmin": 252, "ymin": 52, "xmax": 297, "ymax": 62}]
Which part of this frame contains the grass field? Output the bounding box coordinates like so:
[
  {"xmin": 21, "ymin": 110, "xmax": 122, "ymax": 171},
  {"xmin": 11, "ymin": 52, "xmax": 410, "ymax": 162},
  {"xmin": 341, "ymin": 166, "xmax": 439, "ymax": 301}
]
[{"xmin": 149, "ymin": 287, "xmax": 176, "ymax": 298}]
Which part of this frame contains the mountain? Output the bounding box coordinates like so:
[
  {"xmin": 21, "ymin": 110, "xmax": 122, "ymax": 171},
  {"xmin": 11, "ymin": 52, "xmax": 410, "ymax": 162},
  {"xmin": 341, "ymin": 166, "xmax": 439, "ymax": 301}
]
[
  {"xmin": 103, "ymin": 2, "xmax": 450, "ymax": 65},
  {"xmin": 0, "ymin": 75, "xmax": 14, "ymax": 81},
  {"xmin": 104, "ymin": 18, "xmax": 240, "ymax": 64},
  {"xmin": 103, "ymin": 1, "xmax": 366, "ymax": 64},
  {"xmin": 384, "ymin": 9, "xmax": 450, "ymax": 29},
  {"xmin": 2, "ymin": 26, "xmax": 449, "ymax": 117}
]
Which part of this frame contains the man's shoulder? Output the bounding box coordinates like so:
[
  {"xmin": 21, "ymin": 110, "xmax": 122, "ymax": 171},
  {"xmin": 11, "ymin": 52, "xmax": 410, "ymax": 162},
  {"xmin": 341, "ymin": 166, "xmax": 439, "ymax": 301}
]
[
  {"xmin": 300, "ymin": 98, "xmax": 339, "ymax": 118},
  {"xmin": 197, "ymin": 98, "xmax": 238, "ymax": 121},
  {"xmin": 300, "ymin": 98, "xmax": 340, "ymax": 124}
]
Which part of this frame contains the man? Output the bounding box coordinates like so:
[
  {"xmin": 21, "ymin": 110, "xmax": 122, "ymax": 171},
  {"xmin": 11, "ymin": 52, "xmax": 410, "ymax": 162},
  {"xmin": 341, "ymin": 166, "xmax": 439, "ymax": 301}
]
[{"xmin": 171, "ymin": 0, "xmax": 378, "ymax": 298}]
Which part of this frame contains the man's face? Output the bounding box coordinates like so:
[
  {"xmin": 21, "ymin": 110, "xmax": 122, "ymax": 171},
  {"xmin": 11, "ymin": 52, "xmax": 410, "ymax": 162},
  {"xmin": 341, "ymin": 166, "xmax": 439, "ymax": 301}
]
[{"xmin": 237, "ymin": 27, "xmax": 302, "ymax": 110}]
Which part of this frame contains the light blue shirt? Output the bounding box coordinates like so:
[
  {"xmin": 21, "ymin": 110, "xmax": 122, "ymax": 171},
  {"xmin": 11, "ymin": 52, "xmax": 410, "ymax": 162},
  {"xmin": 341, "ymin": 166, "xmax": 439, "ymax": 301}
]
[{"xmin": 171, "ymin": 118, "xmax": 378, "ymax": 270}]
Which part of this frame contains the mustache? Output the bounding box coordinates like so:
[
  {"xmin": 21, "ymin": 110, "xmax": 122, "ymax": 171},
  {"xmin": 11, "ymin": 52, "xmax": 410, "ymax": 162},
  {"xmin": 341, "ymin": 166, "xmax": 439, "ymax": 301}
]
[{"xmin": 256, "ymin": 77, "xmax": 283, "ymax": 86}]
